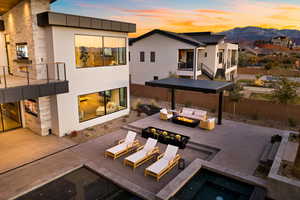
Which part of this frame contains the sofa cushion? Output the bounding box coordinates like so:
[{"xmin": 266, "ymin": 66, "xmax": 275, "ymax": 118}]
[
  {"xmin": 181, "ymin": 108, "xmax": 194, "ymax": 115},
  {"xmin": 194, "ymin": 110, "xmax": 207, "ymax": 117}
]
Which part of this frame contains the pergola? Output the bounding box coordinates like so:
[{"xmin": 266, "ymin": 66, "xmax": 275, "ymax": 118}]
[{"xmin": 145, "ymin": 78, "xmax": 234, "ymax": 125}]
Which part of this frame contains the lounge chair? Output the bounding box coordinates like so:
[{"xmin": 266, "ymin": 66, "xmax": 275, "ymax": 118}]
[
  {"xmin": 144, "ymin": 145, "xmax": 181, "ymax": 181},
  {"xmin": 124, "ymin": 138, "xmax": 159, "ymax": 169},
  {"xmin": 105, "ymin": 131, "xmax": 140, "ymax": 160}
]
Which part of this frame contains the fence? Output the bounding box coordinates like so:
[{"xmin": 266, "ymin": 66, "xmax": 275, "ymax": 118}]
[
  {"xmin": 130, "ymin": 84, "xmax": 300, "ymax": 123},
  {"xmin": 238, "ymin": 68, "xmax": 300, "ymax": 77}
]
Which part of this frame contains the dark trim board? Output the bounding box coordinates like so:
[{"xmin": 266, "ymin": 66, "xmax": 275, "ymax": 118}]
[
  {"xmin": 129, "ymin": 29, "xmax": 205, "ymax": 47},
  {"xmin": 37, "ymin": 12, "xmax": 136, "ymax": 33},
  {"xmin": 145, "ymin": 78, "xmax": 234, "ymax": 94},
  {"xmin": 0, "ymin": 81, "xmax": 69, "ymax": 104}
]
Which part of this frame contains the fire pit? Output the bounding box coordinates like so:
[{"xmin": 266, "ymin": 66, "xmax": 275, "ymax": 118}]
[{"xmin": 172, "ymin": 116, "xmax": 200, "ymax": 128}]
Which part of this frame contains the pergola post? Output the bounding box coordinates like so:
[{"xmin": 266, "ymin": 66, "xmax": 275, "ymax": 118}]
[
  {"xmin": 171, "ymin": 88, "xmax": 175, "ymax": 110},
  {"xmin": 218, "ymin": 91, "xmax": 223, "ymax": 125}
]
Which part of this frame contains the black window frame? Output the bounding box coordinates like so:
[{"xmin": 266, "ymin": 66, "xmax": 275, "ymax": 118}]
[
  {"xmin": 150, "ymin": 51, "xmax": 155, "ymax": 63},
  {"xmin": 140, "ymin": 51, "xmax": 145, "ymax": 62},
  {"xmin": 78, "ymin": 87, "xmax": 128, "ymax": 123}
]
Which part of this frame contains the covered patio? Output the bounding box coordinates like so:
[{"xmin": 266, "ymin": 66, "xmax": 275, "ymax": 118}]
[{"xmin": 145, "ymin": 78, "xmax": 234, "ymax": 125}]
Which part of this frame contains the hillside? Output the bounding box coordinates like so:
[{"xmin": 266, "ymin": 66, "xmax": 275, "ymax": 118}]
[{"xmin": 220, "ymin": 27, "xmax": 300, "ymax": 45}]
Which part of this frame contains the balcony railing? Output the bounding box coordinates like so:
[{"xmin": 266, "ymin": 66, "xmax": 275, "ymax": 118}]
[
  {"xmin": 0, "ymin": 62, "xmax": 67, "ymax": 89},
  {"xmin": 178, "ymin": 62, "xmax": 193, "ymax": 71}
]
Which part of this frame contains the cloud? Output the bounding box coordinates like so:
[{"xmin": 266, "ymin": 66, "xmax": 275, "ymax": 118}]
[{"xmin": 67, "ymin": 0, "xmax": 300, "ymax": 36}]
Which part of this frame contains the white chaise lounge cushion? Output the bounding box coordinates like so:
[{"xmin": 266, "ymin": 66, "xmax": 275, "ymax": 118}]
[
  {"xmin": 106, "ymin": 131, "xmax": 137, "ymax": 155},
  {"xmin": 125, "ymin": 131, "xmax": 137, "ymax": 144},
  {"xmin": 125, "ymin": 138, "xmax": 157, "ymax": 163},
  {"xmin": 146, "ymin": 158, "xmax": 169, "ymax": 174},
  {"xmin": 143, "ymin": 138, "xmax": 158, "ymax": 151},
  {"xmin": 106, "ymin": 143, "xmax": 130, "ymax": 155},
  {"xmin": 146, "ymin": 145, "xmax": 178, "ymax": 174},
  {"xmin": 163, "ymin": 145, "xmax": 179, "ymax": 161}
]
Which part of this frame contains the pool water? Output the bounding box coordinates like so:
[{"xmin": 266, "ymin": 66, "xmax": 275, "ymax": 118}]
[
  {"xmin": 171, "ymin": 169, "xmax": 254, "ymax": 200},
  {"xmin": 16, "ymin": 167, "xmax": 142, "ymax": 200}
]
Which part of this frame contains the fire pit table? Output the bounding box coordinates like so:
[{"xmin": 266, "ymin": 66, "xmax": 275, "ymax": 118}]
[
  {"xmin": 141, "ymin": 127, "xmax": 190, "ymax": 149},
  {"xmin": 172, "ymin": 116, "xmax": 200, "ymax": 128}
]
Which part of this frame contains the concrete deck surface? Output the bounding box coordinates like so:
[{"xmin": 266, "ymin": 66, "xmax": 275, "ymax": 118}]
[
  {"xmin": 0, "ymin": 116, "xmax": 286, "ymax": 200},
  {"xmin": 0, "ymin": 129, "xmax": 208, "ymax": 200},
  {"xmin": 0, "ymin": 128, "xmax": 76, "ymax": 174},
  {"xmin": 129, "ymin": 114, "xmax": 283, "ymax": 175}
]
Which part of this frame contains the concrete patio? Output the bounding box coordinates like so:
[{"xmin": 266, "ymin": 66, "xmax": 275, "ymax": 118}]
[
  {"xmin": 128, "ymin": 113, "xmax": 283, "ymax": 175},
  {"xmin": 0, "ymin": 115, "xmax": 286, "ymax": 200},
  {"xmin": 0, "ymin": 128, "xmax": 76, "ymax": 174}
]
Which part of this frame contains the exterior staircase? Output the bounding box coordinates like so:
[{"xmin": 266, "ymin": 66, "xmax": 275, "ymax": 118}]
[{"xmin": 200, "ymin": 63, "xmax": 214, "ymax": 80}]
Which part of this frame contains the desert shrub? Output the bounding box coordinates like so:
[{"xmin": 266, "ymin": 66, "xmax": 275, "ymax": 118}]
[{"xmin": 288, "ymin": 118, "xmax": 297, "ymax": 127}]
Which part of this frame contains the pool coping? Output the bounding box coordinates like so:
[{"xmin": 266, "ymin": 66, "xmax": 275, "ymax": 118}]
[{"xmin": 156, "ymin": 158, "xmax": 267, "ymax": 200}]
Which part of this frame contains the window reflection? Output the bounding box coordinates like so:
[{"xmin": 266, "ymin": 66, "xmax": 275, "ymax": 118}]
[
  {"xmin": 75, "ymin": 35, "xmax": 126, "ymax": 68},
  {"xmin": 78, "ymin": 88, "xmax": 127, "ymax": 122}
]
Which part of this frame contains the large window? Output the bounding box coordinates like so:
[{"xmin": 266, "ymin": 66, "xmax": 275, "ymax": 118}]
[
  {"xmin": 75, "ymin": 35, "xmax": 126, "ymax": 68},
  {"xmin": 78, "ymin": 87, "xmax": 127, "ymax": 122}
]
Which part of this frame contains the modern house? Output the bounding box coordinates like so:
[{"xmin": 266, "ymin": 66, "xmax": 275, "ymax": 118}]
[
  {"xmin": 271, "ymin": 36, "xmax": 296, "ymax": 49},
  {"xmin": 0, "ymin": 0, "xmax": 135, "ymax": 137},
  {"xmin": 129, "ymin": 29, "xmax": 238, "ymax": 85}
]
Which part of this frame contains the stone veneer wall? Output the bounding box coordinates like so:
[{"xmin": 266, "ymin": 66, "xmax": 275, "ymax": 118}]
[
  {"xmin": 2, "ymin": 0, "xmax": 36, "ymax": 78},
  {"xmin": 3, "ymin": 0, "xmax": 53, "ymax": 136}
]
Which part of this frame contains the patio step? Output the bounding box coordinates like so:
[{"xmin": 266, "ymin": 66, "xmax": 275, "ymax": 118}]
[
  {"xmin": 267, "ymin": 142, "xmax": 280, "ymax": 162},
  {"xmin": 121, "ymin": 124, "xmax": 143, "ymax": 134},
  {"xmin": 187, "ymin": 141, "xmax": 220, "ymax": 161}
]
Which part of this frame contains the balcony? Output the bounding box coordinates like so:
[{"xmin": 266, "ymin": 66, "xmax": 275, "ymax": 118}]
[{"xmin": 0, "ymin": 62, "xmax": 69, "ymax": 103}]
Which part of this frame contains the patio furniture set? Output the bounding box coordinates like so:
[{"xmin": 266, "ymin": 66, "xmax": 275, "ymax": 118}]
[
  {"xmin": 104, "ymin": 131, "xmax": 181, "ymax": 181},
  {"xmin": 160, "ymin": 107, "xmax": 216, "ymax": 130}
]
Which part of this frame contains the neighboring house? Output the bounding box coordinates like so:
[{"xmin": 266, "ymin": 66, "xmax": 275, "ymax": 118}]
[
  {"xmin": 271, "ymin": 36, "xmax": 296, "ymax": 49},
  {"xmin": 129, "ymin": 29, "xmax": 238, "ymax": 84},
  {"xmin": 0, "ymin": 0, "xmax": 135, "ymax": 136},
  {"xmin": 239, "ymin": 45, "xmax": 258, "ymax": 56}
]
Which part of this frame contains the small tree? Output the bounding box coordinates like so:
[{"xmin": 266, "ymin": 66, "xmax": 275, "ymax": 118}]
[
  {"xmin": 272, "ymin": 78, "xmax": 297, "ymax": 104},
  {"xmin": 229, "ymin": 83, "xmax": 244, "ymax": 116},
  {"xmin": 80, "ymin": 46, "xmax": 89, "ymax": 66}
]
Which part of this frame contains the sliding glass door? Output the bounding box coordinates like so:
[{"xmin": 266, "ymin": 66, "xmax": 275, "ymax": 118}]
[{"xmin": 0, "ymin": 102, "xmax": 22, "ymax": 132}]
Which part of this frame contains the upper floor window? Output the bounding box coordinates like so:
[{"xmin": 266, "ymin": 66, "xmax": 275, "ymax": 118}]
[
  {"xmin": 204, "ymin": 52, "xmax": 207, "ymax": 57},
  {"xmin": 150, "ymin": 51, "xmax": 155, "ymax": 63},
  {"xmin": 218, "ymin": 51, "xmax": 223, "ymax": 64},
  {"xmin": 75, "ymin": 35, "xmax": 126, "ymax": 68},
  {"xmin": 140, "ymin": 51, "xmax": 145, "ymax": 62}
]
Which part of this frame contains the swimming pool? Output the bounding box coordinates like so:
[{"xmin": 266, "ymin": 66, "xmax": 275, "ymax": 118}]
[
  {"xmin": 15, "ymin": 167, "xmax": 142, "ymax": 200},
  {"xmin": 171, "ymin": 169, "xmax": 261, "ymax": 200}
]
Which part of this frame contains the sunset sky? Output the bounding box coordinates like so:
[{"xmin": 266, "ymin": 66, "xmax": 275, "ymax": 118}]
[{"xmin": 51, "ymin": 0, "xmax": 300, "ymax": 36}]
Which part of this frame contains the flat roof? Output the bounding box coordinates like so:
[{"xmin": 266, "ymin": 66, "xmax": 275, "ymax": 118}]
[
  {"xmin": 145, "ymin": 78, "xmax": 234, "ymax": 93},
  {"xmin": 37, "ymin": 11, "xmax": 136, "ymax": 33}
]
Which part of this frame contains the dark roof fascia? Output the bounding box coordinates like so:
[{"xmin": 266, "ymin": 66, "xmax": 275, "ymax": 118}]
[
  {"xmin": 37, "ymin": 11, "xmax": 136, "ymax": 33},
  {"xmin": 129, "ymin": 29, "xmax": 205, "ymax": 47},
  {"xmin": 145, "ymin": 78, "xmax": 234, "ymax": 94}
]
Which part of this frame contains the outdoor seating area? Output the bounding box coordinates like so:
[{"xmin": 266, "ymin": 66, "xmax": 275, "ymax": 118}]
[
  {"xmin": 105, "ymin": 131, "xmax": 183, "ymax": 181},
  {"xmin": 160, "ymin": 107, "xmax": 216, "ymax": 130}
]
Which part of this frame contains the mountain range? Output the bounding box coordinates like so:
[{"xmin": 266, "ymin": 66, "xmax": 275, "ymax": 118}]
[{"xmin": 219, "ymin": 26, "xmax": 300, "ymax": 45}]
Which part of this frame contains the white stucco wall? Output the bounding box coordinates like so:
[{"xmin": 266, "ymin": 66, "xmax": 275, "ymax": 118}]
[
  {"xmin": 198, "ymin": 45, "xmax": 218, "ymax": 75},
  {"xmin": 129, "ymin": 33, "xmax": 196, "ymax": 85},
  {"xmin": 49, "ymin": 27, "xmax": 130, "ymax": 137}
]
